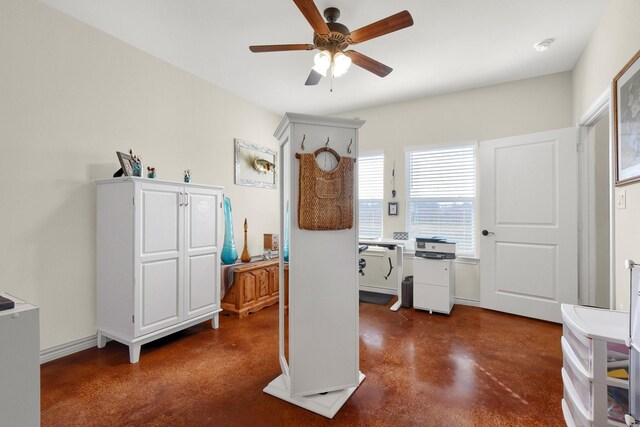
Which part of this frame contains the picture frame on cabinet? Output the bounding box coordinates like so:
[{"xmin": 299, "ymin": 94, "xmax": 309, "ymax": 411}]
[
  {"xmin": 614, "ymin": 49, "xmax": 640, "ymax": 186},
  {"xmin": 388, "ymin": 202, "xmax": 398, "ymax": 216},
  {"xmin": 234, "ymin": 138, "xmax": 277, "ymax": 189},
  {"xmin": 116, "ymin": 151, "xmax": 134, "ymax": 177}
]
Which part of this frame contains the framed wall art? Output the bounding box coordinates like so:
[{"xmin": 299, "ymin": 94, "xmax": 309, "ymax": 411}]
[
  {"xmin": 234, "ymin": 139, "xmax": 277, "ymax": 189},
  {"xmin": 388, "ymin": 202, "xmax": 398, "ymax": 216},
  {"xmin": 614, "ymin": 49, "xmax": 640, "ymax": 186},
  {"xmin": 116, "ymin": 151, "xmax": 134, "ymax": 176}
]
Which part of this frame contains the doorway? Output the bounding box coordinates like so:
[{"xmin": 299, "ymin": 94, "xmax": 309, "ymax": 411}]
[{"xmin": 577, "ymin": 88, "xmax": 614, "ymax": 309}]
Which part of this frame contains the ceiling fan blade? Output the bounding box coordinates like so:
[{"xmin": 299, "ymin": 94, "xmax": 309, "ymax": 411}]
[
  {"xmin": 305, "ymin": 69, "xmax": 323, "ymax": 86},
  {"xmin": 249, "ymin": 44, "xmax": 315, "ymax": 53},
  {"xmin": 346, "ymin": 51, "xmax": 393, "ymax": 77},
  {"xmin": 347, "ymin": 10, "xmax": 413, "ymax": 44},
  {"xmin": 293, "ymin": 0, "xmax": 330, "ymax": 35}
]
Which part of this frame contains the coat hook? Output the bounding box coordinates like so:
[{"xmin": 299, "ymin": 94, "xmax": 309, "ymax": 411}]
[
  {"xmin": 325, "ymin": 137, "xmax": 330, "ymax": 148},
  {"xmin": 300, "ymin": 134, "xmax": 306, "ymax": 150},
  {"xmin": 347, "ymin": 138, "xmax": 353, "ymax": 154}
]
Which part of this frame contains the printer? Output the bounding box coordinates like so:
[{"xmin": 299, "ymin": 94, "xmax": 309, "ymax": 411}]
[{"xmin": 415, "ymin": 237, "xmax": 456, "ymax": 259}]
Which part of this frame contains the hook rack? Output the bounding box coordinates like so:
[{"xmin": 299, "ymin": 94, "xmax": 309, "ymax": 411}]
[{"xmin": 295, "ymin": 136, "xmax": 356, "ymax": 163}]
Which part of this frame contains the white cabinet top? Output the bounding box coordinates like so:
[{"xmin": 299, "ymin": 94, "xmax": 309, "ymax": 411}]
[
  {"xmin": 0, "ymin": 292, "xmax": 37, "ymax": 316},
  {"xmin": 561, "ymin": 303, "xmax": 628, "ymax": 343},
  {"xmin": 95, "ymin": 176, "xmax": 223, "ymax": 190}
]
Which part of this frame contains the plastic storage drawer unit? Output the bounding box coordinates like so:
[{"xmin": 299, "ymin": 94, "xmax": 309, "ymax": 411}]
[{"xmin": 560, "ymin": 304, "xmax": 629, "ymax": 427}]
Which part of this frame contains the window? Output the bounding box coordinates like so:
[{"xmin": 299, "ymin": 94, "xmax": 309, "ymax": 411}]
[
  {"xmin": 358, "ymin": 153, "xmax": 384, "ymax": 239},
  {"xmin": 406, "ymin": 144, "xmax": 477, "ymax": 256}
]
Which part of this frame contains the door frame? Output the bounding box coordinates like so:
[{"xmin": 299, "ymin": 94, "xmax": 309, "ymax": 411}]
[{"xmin": 577, "ymin": 87, "xmax": 615, "ymax": 308}]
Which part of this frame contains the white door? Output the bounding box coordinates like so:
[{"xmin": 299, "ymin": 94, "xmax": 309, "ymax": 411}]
[
  {"xmin": 136, "ymin": 182, "xmax": 183, "ymax": 336},
  {"xmin": 183, "ymin": 187, "xmax": 222, "ymax": 319},
  {"xmin": 479, "ymin": 128, "xmax": 578, "ymax": 323}
]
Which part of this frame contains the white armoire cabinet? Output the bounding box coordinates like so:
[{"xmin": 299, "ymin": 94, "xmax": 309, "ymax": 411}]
[
  {"xmin": 264, "ymin": 113, "xmax": 365, "ymax": 418},
  {"xmin": 96, "ymin": 177, "xmax": 223, "ymax": 363}
]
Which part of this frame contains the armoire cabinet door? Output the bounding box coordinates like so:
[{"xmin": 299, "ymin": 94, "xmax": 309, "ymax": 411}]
[
  {"xmin": 184, "ymin": 187, "xmax": 221, "ymax": 319},
  {"xmin": 136, "ymin": 183, "xmax": 183, "ymax": 336}
]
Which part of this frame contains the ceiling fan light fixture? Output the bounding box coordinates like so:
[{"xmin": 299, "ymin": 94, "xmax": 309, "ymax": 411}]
[
  {"xmin": 534, "ymin": 38, "xmax": 555, "ymax": 52},
  {"xmin": 313, "ymin": 50, "xmax": 331, "ymax": 76},
  {"xmin": 332, "ymin": 51, "xmax": 351, "ymax": 77}
]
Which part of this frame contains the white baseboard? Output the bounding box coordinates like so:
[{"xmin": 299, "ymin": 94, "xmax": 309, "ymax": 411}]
[
  {"xmin": 454, "ymin": 297, "xmax": 481, "ymax": 307},
  {"xmin": 40, "ymin": 334, "xmax": 97, "ymax": 364},
  {"xmin": 358, "ymin": 285, "xmax": 397, "ymax": 295}
]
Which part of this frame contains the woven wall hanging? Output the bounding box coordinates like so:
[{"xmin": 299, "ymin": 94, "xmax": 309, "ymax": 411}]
[{"xmin": 297, "ymin": 153, "xmax": 354, "ymax": 230}]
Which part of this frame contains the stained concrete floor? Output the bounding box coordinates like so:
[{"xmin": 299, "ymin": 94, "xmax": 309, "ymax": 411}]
[{"xmin": 41, "ymin": 302, "xmax": 564, "ymax": 426}]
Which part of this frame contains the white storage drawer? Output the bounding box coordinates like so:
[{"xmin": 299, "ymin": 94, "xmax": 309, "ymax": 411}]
[
  {"xmin": 562, "ymin": 351, "xmax": 593, "ymax": 418},
  {"xmin": 413, "ymin": 258, "xmax": 450, "ymax": 287},
  {"xmin": 562, "ymin": 395, "xmax": 592, "ymax": 427},
  {"xmin": 412, "ymin": 257, "xmax": 454, "ymax": 314},
  {"xmin": 563, "ymin": 369, "xmax": 593, "ymax": 426},
  {"xmin": 413, "ymin": 283, "xmax": 449, "ymax": 313},
  {"xmin": 563, "ymin": 322, "xmax": 593, "ymax": 376}
]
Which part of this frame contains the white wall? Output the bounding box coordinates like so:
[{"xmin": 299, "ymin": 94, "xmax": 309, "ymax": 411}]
[
  {"xmin": 0, "ymin": 0, "xmax": 280, "ymax": 350},
  {"xmin": 340, "ymin": 72, "xmax": 574, "ymax": 301},
  {"xmin": 572, "ymin": 0, "xmax": 640, "ymax": 310}
]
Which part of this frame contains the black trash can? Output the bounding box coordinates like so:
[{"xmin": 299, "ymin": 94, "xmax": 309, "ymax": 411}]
[{"xmin": 401, "ymin": 275, "xmax": 413, "ymax": 308}]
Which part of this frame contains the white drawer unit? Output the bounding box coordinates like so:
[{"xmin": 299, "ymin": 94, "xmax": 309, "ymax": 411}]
[
  {"xmin": 413, "ymin": 257, "xmax": 454, "ymax": 314},
  {"xmin": 0, "ymin": 293, "xmax": 39, "ymax": 427},
  {"xmin": 561, "ymin": 304, "xmax": 629, "ymax": 427}
]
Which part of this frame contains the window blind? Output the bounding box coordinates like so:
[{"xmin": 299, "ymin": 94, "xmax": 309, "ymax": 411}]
[
  {"xmin": 358, "ymin": 154, "xmax": 384, "ymax": 239},
  {"xmin": 406, "ymin": 145, "xmax": 476, "ymax": 255}
]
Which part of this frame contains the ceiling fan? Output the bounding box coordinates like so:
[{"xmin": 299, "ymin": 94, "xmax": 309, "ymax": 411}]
[{"xmin": 249, "ymin": 0, "xmax": 414, "ymax": 86}]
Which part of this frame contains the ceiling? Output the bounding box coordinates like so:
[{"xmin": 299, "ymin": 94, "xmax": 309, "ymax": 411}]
[{"xmin": 40, "ymin": 0, "xmax": 607, "ymax": 116}]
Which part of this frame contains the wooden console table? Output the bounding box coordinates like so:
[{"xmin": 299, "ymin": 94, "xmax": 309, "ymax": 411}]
[{"xmin": 221, "ymin": 260, "xmax": 288, "ymax": 318}]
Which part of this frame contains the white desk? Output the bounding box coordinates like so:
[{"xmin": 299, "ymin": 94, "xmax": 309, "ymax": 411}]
[{"xmin": 359, "ymin": 239, "xmax": 406, "ymax": 311}]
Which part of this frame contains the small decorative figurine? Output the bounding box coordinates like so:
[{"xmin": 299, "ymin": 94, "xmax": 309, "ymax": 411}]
[
  {"xmin": 147, "ymin": 166, "xmax": 156, "ymax": 179},
  {"xmin": 184, "ymin": 169, "xmax": 191, "ymax": 183},
  {"xmin": 129, "ymin": 149, "xmax": 142, "ymax": 177}
]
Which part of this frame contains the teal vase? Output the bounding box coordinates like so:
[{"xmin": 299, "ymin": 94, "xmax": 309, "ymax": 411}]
[{"xmin": 221, "ymin": 196, "xmax": 238, "ymax": 265}]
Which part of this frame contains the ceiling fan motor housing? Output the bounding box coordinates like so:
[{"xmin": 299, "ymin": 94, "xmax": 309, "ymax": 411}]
[{"xmin": 314, "ymin": 12, "xmax": 350, "ymax": 51}]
